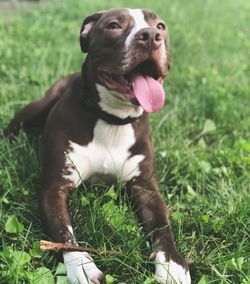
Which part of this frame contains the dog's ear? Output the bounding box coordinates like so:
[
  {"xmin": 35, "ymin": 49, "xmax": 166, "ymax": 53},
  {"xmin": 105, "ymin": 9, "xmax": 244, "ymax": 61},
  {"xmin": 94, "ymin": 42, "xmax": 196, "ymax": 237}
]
[{"xmin": 80, "ymin": 12, "xmax": 104, "ymax": 53}]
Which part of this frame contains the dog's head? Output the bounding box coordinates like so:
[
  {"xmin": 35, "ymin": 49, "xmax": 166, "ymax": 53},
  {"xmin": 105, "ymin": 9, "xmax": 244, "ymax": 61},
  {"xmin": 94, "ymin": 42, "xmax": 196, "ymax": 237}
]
[{"xmin": 80, "ymin": 8, "xmax": 170, "ymax": 113}]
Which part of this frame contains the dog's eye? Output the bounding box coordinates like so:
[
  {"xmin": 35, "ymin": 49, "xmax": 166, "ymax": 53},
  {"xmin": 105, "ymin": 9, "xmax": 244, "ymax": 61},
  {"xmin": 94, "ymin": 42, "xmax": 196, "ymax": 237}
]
[
  {"xmin": 107, "ymin": 22, "xmax": 121, "ymax": 30},
  {"xmin": 157, "ymin": 22, "xmax": 165, "ymax": 30}
]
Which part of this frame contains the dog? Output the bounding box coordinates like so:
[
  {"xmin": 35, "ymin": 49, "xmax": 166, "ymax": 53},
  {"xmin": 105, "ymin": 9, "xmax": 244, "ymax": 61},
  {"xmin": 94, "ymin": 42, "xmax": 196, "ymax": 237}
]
[{"xmin": 3, "ymin": 8, "xmax": 191, "ymax": 284}]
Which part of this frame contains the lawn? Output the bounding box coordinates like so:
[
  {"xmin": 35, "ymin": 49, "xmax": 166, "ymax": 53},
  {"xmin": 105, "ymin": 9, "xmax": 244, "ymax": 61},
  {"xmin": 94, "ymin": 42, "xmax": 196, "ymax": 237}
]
[{"xmin": 0, "ymin": 0, "xmax": 249, "ymax": 283}]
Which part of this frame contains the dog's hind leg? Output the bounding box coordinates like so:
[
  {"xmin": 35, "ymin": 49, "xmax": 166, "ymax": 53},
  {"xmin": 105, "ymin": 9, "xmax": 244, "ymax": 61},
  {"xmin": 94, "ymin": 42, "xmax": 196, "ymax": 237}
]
[
  {"xmin": 3, "ymin": 96, "xmax": 59, "ymax": 138},
  {"xmin": 2, "ymin": 73, "xmax": 80, "ymax": 138}
]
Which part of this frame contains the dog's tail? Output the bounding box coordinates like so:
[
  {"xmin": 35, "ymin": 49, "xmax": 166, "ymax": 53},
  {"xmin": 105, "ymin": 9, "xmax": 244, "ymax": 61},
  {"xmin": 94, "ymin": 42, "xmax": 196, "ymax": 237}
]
[{"xmin": 2, "ymin": 73, "xmax": 79, "ymax": 138}]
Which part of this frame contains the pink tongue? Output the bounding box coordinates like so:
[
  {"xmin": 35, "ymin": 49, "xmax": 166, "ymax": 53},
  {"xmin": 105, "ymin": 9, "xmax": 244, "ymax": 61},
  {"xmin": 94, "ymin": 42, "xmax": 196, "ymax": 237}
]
[{"xmin": 131, "ymin": 75, "xmax": 165, "ymax": 113}]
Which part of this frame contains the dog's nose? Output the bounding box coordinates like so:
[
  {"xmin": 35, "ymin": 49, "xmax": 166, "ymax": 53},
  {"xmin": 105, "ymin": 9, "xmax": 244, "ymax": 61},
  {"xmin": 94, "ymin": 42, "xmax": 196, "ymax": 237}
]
[{"xmin": 135, "ymin": 28, "xmax": 163, "ymax": 49}]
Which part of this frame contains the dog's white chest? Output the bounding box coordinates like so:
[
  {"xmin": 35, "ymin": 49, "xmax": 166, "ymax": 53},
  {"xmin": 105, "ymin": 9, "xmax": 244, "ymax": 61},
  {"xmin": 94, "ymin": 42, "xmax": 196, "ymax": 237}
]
[{"xmin": 64, "ymin": 120, "xmax": 144, "ymax": 186}]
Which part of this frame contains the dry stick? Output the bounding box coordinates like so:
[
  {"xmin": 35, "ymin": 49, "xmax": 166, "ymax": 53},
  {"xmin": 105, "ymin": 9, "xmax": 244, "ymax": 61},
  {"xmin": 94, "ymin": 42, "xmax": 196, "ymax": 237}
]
[
  {"xmin": 40, "ymin": 240, "xmax": 153, "ymax": 260},
  {"xmin": 40, "ymin": 240, "xmax": 116, "ymax": 256}
]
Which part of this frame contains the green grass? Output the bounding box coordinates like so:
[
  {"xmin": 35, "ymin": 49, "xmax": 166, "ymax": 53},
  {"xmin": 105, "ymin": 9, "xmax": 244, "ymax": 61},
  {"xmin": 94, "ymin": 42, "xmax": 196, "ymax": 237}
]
[{"xmin": 0, "ymin": 0, "xmax": 249, "ymax": 283}]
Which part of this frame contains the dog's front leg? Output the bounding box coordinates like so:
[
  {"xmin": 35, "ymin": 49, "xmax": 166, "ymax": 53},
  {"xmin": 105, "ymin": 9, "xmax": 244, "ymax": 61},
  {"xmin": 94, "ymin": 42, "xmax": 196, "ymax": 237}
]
[
  {"xmin": 40, "ymin": 182, "xmax": 104, "ymax": 284},
  {"xmin": 126, "ymin": 178, "xmax": 191, "ymax": 284}
]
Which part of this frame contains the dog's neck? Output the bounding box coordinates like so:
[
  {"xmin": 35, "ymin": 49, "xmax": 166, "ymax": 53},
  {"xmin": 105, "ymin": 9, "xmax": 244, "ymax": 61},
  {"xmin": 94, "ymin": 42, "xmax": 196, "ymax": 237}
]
[
  {"xmin": 96, "ymin": 84, "xmax": 143, "ymax": 119},
  {"xmin": 81, "ymin": 57, "xmax": 143, "ymax": 125}
]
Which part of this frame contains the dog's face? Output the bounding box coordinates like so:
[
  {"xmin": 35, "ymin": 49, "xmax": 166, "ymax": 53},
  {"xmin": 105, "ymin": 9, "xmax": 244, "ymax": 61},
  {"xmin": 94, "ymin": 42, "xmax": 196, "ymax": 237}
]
[{"xmin": 80, "ymin": 8, "xmax": 170, "ymax": 112}]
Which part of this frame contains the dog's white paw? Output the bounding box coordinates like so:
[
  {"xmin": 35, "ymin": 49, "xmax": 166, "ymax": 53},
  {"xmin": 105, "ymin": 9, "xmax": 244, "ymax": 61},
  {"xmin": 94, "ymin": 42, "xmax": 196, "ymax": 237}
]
[
  {"xmin": 155, "ymin": 251, "xmax": 191, "ymax": 284},
  {"xmin": 63, "ymin": 251, "xmax": 104, "ymax": 284}
]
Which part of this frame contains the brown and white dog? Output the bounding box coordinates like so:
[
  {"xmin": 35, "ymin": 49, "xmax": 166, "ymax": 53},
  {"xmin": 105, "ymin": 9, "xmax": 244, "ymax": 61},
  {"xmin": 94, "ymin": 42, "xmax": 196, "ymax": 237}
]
[{"xmin": 3, "ymin": 8, "xmax": 191, "ymax": 284}]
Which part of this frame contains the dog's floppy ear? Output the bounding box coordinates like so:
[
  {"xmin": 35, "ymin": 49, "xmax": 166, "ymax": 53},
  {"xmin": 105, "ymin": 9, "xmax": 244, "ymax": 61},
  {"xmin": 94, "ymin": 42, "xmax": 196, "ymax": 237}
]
[{"xmin": 80, "ymin": 12, "xmax": 104, "ymax": 53}]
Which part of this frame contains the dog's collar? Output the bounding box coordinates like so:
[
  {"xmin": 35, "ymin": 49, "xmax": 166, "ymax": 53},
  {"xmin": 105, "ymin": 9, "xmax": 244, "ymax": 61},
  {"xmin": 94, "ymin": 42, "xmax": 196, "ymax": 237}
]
[{"xmin": 82, "ymin": 98, "xmax": 141, "ymax": 125}]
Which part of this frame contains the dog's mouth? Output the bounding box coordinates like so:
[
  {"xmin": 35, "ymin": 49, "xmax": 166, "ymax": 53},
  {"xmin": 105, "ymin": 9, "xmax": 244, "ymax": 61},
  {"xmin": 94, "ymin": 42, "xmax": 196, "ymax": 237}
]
[{"xmin": 98, "ymin": 60, "xmax": 165, "ymax": 113}]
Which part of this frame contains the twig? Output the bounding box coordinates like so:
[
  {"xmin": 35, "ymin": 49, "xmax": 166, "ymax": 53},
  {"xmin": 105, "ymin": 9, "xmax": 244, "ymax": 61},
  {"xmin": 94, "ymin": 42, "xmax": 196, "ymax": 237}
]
[
  {"xmin": 40, "ymin": 240, "xmax": 116, "ymax": 256},
  {"xmin": 40, "ymin": 240, "xmax": 154, "ymax": 260}
]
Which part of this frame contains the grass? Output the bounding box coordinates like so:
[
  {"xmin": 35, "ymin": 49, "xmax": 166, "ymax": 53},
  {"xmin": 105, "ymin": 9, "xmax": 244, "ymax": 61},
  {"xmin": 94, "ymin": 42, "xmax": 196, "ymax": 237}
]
[{"xmin": 0, "ymin": 0, "xmax": 249, "ymax": 283}]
